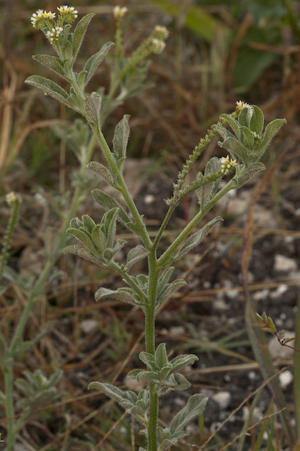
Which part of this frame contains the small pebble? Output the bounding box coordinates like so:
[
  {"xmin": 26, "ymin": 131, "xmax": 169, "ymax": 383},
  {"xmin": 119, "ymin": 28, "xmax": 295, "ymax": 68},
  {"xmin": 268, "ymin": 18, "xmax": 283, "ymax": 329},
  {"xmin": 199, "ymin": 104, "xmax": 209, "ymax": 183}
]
[
  {"xmin": 278, "ymin": 370, "xmax": 293, "ymax": 389},
  {"xmin": 270, "ymin": 284, "xmax": 288, "ymax": 299},
  {"xmin": 144, "ymin": 194, "xmax": 155, "ymax": 204},
  {"xmin": 169, "ymin": 326, "xmax": 185, "ymax": 336},
  {"xmin": 274, "ymin": 254, "xmax": 297, "ymax": 272},
  {"xmin": 253, "ymin": 289, "xmax": 269, "ymax": 301},
  {"xmin": 80, "ymin": 319, "xmax": 98, "ymax": 334},
  {"xmin": 212, "ymin": 391, "xmax": 231, "ymax": 410}
]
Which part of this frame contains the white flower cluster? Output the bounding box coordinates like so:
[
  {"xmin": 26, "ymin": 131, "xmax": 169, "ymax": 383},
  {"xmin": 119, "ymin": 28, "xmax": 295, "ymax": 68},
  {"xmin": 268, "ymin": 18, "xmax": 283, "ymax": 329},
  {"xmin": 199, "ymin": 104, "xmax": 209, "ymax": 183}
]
[
  {"xmin": 236, "ymin": 100, "xmax": 251, "ymax": 111},
  {"xmin": 154, "ymin": 25, "xmax": 169, "ymax": 40},
  {"xmin": 57, "ymin": 5, "xmax": 78, "ymax": 19},
  {"xmin": 6, "ymin": 192, "xmax": 17, "ymax": 206},
  {"xmin": 152, "ymin": 38, "xmax": 166, "ymax": 54},
  {"xmin": 46, "ymin": 26, "xmax": 64, "ymax": 44},
  {"xmin": 31, "ymin": 9, "xmax": 47, "ymax": 28},
  {"xmin": 113, "ymin": 6, "xmax": 128, "ymax": 19},
  {"xmin": 220, "ymin": 155, "xmax": 236, "ymax": 174}
]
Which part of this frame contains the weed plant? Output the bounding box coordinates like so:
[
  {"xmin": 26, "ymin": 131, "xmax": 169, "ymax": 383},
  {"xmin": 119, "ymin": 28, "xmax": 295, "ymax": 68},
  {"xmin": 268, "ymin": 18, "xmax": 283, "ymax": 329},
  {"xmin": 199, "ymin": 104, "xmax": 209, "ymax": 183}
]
[{"xmin": 1, "ymin": 4, "xmax": 298, "ymax": 451}]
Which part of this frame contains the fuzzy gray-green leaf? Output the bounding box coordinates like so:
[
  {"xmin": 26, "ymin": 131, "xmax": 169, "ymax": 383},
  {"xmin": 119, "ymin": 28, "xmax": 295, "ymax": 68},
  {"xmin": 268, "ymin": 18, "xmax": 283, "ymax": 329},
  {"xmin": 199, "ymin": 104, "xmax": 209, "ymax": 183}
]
[
  {"xmin": 86, "ymin": 161, "xmax": 114, "ymax": 185},
  {"xmin": 221, "ymin": 114, "xmax": 241, "ymax": 139},
  {"xmin": 88, "ymin": 381, "xmax": 125, "ymax": 403},
  {"xmin": 83, "ymin": 41, "xmax": 115, "ymax": 88},
  {"xmin": 84, "ymin": 92, "xmax": 102, "ymax": 128},
  {"xmin": 126, "ymin": 245, "xmax": 150, "ymax": 270},
  {"xmin": 240, "ymin": 126, "xmax": 254, "ymax": 148},
  {"xmin": 155, "ymin": 343, "xmax": 169, "ymax": 368},
  {"xmin": 94, "ymin": 287, "xmax": 136, "ymax": 304},
  {"xmin": 250, "ymin": 105, "xmax": 264, "ymax": 135},
  {"xmin": 170, "ymin": 354, "xmax": 198, "ymax": 374},
  {"xmin": 113, "ymin": 114, "xmax": 130, "ymax": 162},
  {"xmin": 63, "ymin": 244, "xmax": 100, "ymax": 265},
  {"xmin": 219, "ymin": 136, "xmax": 249, "ymax": 165},
  {"xmin": 156, "ymin": 279, "xmax": 187, "ymax": 309},
  {"xmin": 66, "ymin": 228, "xmax": 95, "ymax": 251},
  {"xmin": 92, "ymin": 189, "xmax": 131, "ymax": 225},
  {"xmin": 71, "ymin": 13, "xmax": 95, "ymax": 66},
  {"xmin": 175, "ymin": 216, "xmax": 223, "ymax": 261},
  {"xmin": 170, "ymin": 394, "xmax": 208, "ymax": 435},
  {"xmin": 32, "ymin": 55, "xmax": 68, "ymax": 80},
  {"xmin": 255, "ymin": 118, "xmax": 287, "ymax": 159},
  {"xmin": 25, "ymin": 76, "xmax": 71, "ymax": 109}
]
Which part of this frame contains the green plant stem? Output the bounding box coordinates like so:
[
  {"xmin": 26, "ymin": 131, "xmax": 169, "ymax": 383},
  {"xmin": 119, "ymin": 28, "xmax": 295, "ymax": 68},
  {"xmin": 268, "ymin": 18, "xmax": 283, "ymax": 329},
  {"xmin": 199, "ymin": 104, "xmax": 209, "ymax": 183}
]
[
  {"xmin": 90, "ymin": 124, "xmax": 152, "ymax": 250},
  {"xmin": 145, "ymin": 249, "xmax": 159, "ymax": 451},
  {"xmin": 157, "ymin": 178, "xmax": 236, "ymax": 268}
]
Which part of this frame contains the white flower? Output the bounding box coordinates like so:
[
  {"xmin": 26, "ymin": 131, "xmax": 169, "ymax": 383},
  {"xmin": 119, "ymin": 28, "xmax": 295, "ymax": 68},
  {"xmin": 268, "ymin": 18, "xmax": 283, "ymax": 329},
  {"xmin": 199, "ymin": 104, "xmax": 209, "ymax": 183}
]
[
  {"xmin": 6, "ymin": 192, "xmax": 17, "ymax": 206},
  {"xmin": 154, "ymin": 25, "xmax": 169, "ymax": 40},
  {"xmin": 220, "ymin": 156, "xmax": 236, "ymax": 174},
  {"xmin": 152, "ymin": 38, "xmax": 166, "ymax": 54},
  {"xmin": 113, "ymin": 6, "xmax": 128, "ymax": 19},
  {"xmin": 236, "ymin": 100, "xmax": 251, "ymax": 111},
  {"xmin": 30, "ymin": 9, "xmax": 45, "ymax": 28}
]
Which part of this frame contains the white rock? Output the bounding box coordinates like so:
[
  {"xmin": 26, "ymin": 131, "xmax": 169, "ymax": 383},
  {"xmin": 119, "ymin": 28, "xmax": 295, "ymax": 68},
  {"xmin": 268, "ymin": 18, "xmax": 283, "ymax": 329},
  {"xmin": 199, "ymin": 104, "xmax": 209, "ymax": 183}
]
[
  {"xmin": 274, "ymin": 254, "xmax": 297, "ymax": 272},
  {"xmin": 80, "ymin": 319, "xmax": 98, "ymax": 334},
  {"xmin": 212, "ymin": 391, "xmax": 231, "ymax": 410},
  {"xmin": 253, "ymin": 289, "xmax": 269, "ymax": 301},
  {"xmin": 169, "ymin": 326, "xmax": 185, "ymax": 336},
  {"xmin": 268, "ymin": 331, "xmax": 295, "ymax": 360},
  {"xmin": 270, "ymin": 284, "xmax": 288, "ymax": 299},
  {"xmin": 278, "ymin": 370, "xmax": 293, "ymax": 389},
  {"xmin": 144, "ymin": 194, "xmax": 155, "ymax": 204}
]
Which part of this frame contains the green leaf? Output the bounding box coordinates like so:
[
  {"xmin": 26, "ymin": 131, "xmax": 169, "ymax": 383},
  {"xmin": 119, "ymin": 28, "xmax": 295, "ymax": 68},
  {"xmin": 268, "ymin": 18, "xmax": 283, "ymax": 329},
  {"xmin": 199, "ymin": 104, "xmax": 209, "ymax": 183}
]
[
  {"xmin": 170, "ymin": 354, "xmax": 198, "ymax": 374},
  {"xmin": 157, "ymin": 267, "xmax": 175, "ymax": 295},
  {"xmin": 71, "ymin": 13, "xmax": 95, "ymax": 66},
  {"xmin": 88, "ymin": 381, "xmax": 125, "ymax": 403},
  {"xmin": 86, "ymin": 161, "xmax": 114, "ymax": 186},
  {"xmin": 77, "ymin": 70, "xmax": 88, "ymax": 90},
  {"xmin": 67, "ymin": 228, "xmax": 96, "ymax": 252},
  {"xmin": 32, "ymin": 55, "xmax": 68, "ymax": 80},
  {"xmin": 240, "ymin": 126, "xmax": 254, "ymax": 149},
  {"xmin": 94, "ymin": 287, "xmax": 136, "ymax": 304},
  {"xmin": 221, "ymin": 114, "xmax": 241, "ymax": 139},
  {"xmin": 196, "ymin": 157, "xmax": 221, "ymax": 207},
  {"xmin": 254, "ymin": 118, "xmax": 287, "ymax": 161},
  {"xmin": 103, "ymin": 239, "xmax": 127, "ymax": 261},
  {"xmin": 63, "ymin": 244, "xmax": 101, "ymax": 265},
  {"xmin": 101, "ymin": 207, "xmax": 119, "ymax": 248},
  {"xmin": 92, "ymin": 189, "xmax": 131, "ymax": 225},
  {"xmin": 137, "ymin": 371, "xmax": 160, "ymax": 383},
  {"xmin": 155, "ymin": 343, "xmax": 168, "ymax": 368},
  {"xmin": 126, "ymin": 245, "xmax": 150, "ymax": 270},
  {"xmin": 83, "ymin": 41, "xmax": 115, "ymax": 88},
  {"xmin": 91, "ymin": 224, "xmax": 106, "ymax": 252},
  {"xmin": 84, "ymin": 92, "xmax": 102, "ymax": 128},
  {"xmin": 156, "ymin": 279, "xmax": 187, "ymax": 309},
  {"xmin": 0, "ymin": 390, "xmax": 6, "ymax": 405},
  {"xmin": 139, "ymin": 351, "xmax": 155, "ymax": 365},
  {"xmin": 113, "ymin": 115, "xmax": 130, "ymax": 170},
  {"xmin": 234, "ymin": 162, "xmax": 265, "ymax": 186},
  {"xmin": 238, "ymin": 106, "xmax": 252, "ymax": 128},
  {"xmin": 219, "ymin": 136, "xmax": 249, "ymax": 165},
  {"xmin": 174, "ymin": 216, "xmax": 223, "ymax": 261},
  {"xmin": 25, "ymin": 75, "xmax": 74, "ymax": 110},
  {"xmin": 82, "ymin": 215, "xmax": 96, "ymax": 232},
  {"xmin": 250, "ymin": 105, "xmax": 264, "ymax": 135},
  {"xmin": 170, "ymin": 394, "xmax": 208, "ymax": 435}
]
